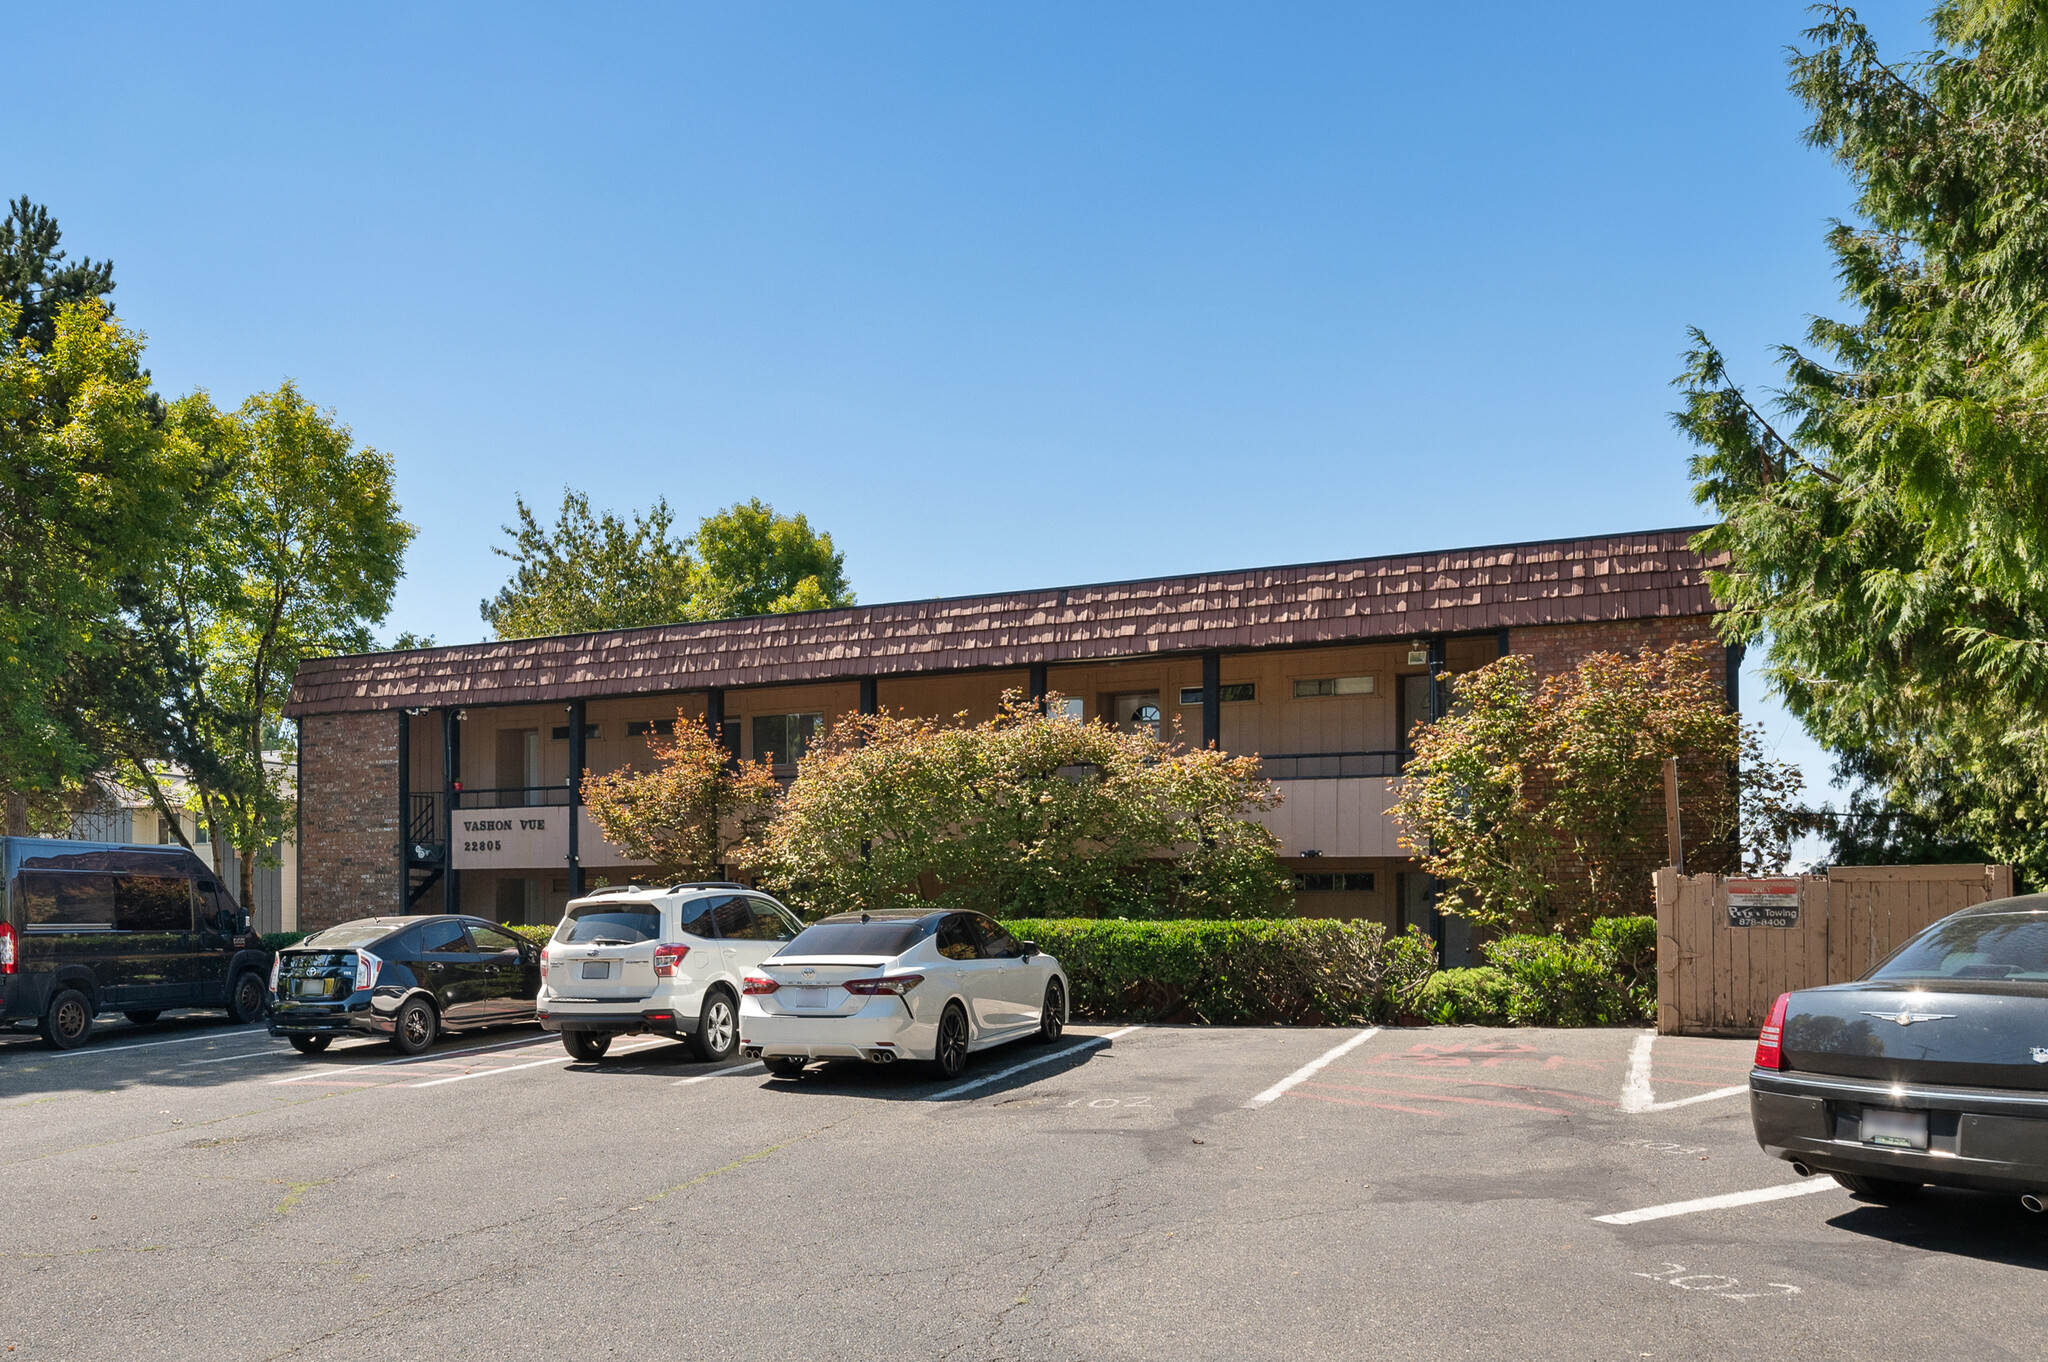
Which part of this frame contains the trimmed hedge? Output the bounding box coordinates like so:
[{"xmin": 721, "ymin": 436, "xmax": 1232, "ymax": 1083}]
[
  {"xmin": 997, "ymin": 918, "xmax": 1436, "ymax": 1026},
  {"xmin": 266, "ymin": 913, "xmax": 1654, "ymax": 1028}
]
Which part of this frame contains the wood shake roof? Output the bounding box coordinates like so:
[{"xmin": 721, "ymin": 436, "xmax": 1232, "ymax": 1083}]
[{"xmin": 285, "ymin": 526, "xmax": 1722, "ymax": 717}]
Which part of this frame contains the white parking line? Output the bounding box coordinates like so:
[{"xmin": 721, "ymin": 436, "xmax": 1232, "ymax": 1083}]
[
  {"xmin": 940, "ymin": 1025, "xmax": 1144, "ymax": 1101},
  {"xmin": 187, "ymin": 1048, "xmax": 295, "ymax": 1065},
  {"xmin": 406, "ymin": 1036, "xmax": 671, "ymax": 1088},
  {"xmin": 1619, "ymin": 1033, "xmax": 1749, "ymax": 1113},
  {"xmin": 267, "ymin": 1034, "xmax": 558, "ymax": 1084},
  {"xmin": 22, "ymin": 1026, "xmax": 264, "ymax": 1060},
  {"xmin": 1593, "ymin": 1178, "xmax": 1842, "ymax": 1225},
  {"xmin": 1243, "ymin": 1028, "xmax": 1380, "ymax": 1108},
  {"xmin": 675, "ymin": 1061, "xmax": 765, "ymax": 1086}
]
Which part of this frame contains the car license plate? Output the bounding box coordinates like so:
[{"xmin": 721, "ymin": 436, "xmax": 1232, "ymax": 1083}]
[
  {"xmin": 785, "ymin": 986, "xmax": 830, "ymax": 1009},
  {"xmin": 293, "ymin": 979, "xmax": 334, "ymax": 999},
  {"xmin": 580, "ymin": 961, "xmax": 611, "ymax": 980},
  {"xmin": 1861, "ymin": 1107, "xmax": 1929, "ymax": 1150}
]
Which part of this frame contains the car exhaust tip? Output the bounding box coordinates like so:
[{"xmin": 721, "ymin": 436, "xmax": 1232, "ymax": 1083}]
[
  {"xmin": 865, "ymin": 1050, "xmax": 896, "ymax": 1064},
  {"xmin": 1790, "ymin": 1161, "xmax": 1813, "ymax": 1178},
  {"xmin": 2022, "ymin": 1193, "xmax": 2046, "ymax": 1214}
]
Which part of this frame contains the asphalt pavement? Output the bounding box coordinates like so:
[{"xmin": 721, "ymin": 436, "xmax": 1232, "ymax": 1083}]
[{"xmin": 3, "ymin": 1013, "xmax": 2045, "ymax": 1360}]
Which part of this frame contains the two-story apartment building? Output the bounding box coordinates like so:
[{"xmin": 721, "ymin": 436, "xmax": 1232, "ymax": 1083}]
[{"xmin": 282, "ymin": 527, "xmax": 1729, "ymax": 951}]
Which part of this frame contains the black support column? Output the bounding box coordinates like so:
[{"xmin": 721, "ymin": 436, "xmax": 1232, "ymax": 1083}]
[
  {"xmin": 1725, "ymin": 641, "xmax": 1745, "ymax": 713},
  {"xmin": 859, "ymin": 677, "xmax": 878, "ymax": 716},
  {"xmin": 1027, "ymin": 661, "xmax": 1047, "ymax": 711},
  {"xmin": 705, "ymin": 687, "xmax": 726, "ymax": 752},
  {"xmin": 1424, "ymin": 637, "xmax": 1449, "ymax": 953},
  {"xmin": 1497, "ymin": 628, "xmax": 1511, "ymax": 657},
  {"xmin": 442, "ymin": 708, "xmax": 460, "ymax": 914},
  {"xmin": 567, "ymin": 700, "xmax": 586, "ymax": 897},
  {"xmin": 1201, "ymin": 651, "xmax": 1221, "ymax": 750}
]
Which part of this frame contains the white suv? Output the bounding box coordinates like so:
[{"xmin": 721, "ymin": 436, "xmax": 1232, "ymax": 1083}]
[{"xmin": 537, "ymin": 883, "xmax": 803, "ymax": 1062}]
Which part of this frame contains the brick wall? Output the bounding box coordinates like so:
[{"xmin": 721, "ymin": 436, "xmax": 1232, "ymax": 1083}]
[
  {"xmin": 299, "ymin": 710, "xmax": 399, "ymax": 929},
  {"xmin": 1507, "ymin": 616, "xmax": 1728, "ymax": 692}
]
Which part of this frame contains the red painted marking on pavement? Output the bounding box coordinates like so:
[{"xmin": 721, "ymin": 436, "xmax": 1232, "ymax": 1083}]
[
  {"xmin": 1288, "ymin": 1092, "xmax": 1441, "ymax": 1116},
  {"xmin": 1300, "ymin": 1081, "xmax": 1572, "ymax": 1116},
  {"xmin": 1330, "ymin": 1067, "xmax": 1614, "ymax": 1107}
]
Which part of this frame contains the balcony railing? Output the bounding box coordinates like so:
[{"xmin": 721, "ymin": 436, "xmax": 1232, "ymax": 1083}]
[
  {"xmin": 452, "ymin": 785, "xmax": 576, "ymax": 810},
  {"xmin": 1258, "ymin": 750, "xmax": 1400, "ymax": 780}
]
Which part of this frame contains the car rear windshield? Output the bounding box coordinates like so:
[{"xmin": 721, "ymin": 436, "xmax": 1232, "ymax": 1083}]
[
  {"xmin": 298, "ymin": 922, "xmax": 392, "ymax": 950},
  {"xmin": 1870, "ymin": 913, "xmax": 2048, "ymax": 982},
  {"xmin": 558, "ymin": 903, "xmax": 662, "ymax": 945},
  {"xmin": 776, "ymin": 920, "xmax": 928, "ymax": 959}
]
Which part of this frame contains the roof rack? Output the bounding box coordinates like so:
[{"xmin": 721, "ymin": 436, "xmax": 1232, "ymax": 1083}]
[{"xmin": 667, "ymin": 881, "xmax": 749, "ymax": 891}]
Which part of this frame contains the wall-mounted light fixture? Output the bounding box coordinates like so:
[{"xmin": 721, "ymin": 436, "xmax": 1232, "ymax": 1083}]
[{"xmin": 1406, "ymin": 642, "xmax": 1429, "ymax": 666}]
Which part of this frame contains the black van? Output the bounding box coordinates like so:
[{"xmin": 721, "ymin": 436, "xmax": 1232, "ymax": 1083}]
[{"xmin": 0, "ymin": 838, "xmax": 269, "ymax": 1049}]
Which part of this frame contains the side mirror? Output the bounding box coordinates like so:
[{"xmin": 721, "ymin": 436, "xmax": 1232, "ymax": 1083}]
[{"xmin": 1021, "ymin": 941, "xmax": 1039, "ymax": 959}]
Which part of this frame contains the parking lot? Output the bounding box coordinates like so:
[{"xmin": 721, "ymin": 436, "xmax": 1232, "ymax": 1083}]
[{"xmin": 4, "ymin": 1015, "xmax": 2045, "ymax": 1361}]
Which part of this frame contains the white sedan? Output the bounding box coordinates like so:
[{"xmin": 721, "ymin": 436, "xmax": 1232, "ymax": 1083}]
[{"xmin": 738, "ymin": 909, "xmax": 1068, "ymax": 1079}]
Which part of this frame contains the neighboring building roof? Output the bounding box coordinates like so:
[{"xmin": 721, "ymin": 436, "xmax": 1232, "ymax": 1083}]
[{"xmin": 286, "ymin": 526, "xmax": 1721, "ymax": 717}]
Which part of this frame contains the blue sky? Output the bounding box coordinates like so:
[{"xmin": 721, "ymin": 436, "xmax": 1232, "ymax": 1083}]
[{"xmin": 7, "ymin": 1, "xmax": 1938, "ymax": 834}]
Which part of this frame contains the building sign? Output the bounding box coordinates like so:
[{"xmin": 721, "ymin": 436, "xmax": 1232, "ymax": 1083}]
[
  {"xmin": 449, "ymin": 807, "xmax": 654, "ymax": 870},
  {"xmin": 1726, "ymin": 876, "xmax": 1801, "ymax": 929},
  {"xmin": 452, "ymin": 811, "xmax": 567, "ymax": 870}
]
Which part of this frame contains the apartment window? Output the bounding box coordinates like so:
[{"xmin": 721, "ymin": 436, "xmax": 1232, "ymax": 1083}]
[
  {"xmin": 1177, "ymin": 683, "xmax": 1256, "ymax": 705},
  {"xmin": 1293, "ymin": 872, "xmax": 1375, "ymax": 892},
  {"xmin": 752, "ymin": 713, "xmax": 823, "ymax": 765},
  {"xmin": 626, "ymin": 719, "xmax": 676, "ymax": 738},
  {"xmin": 1293, "ymin": 676, "xmax": 1376, "ymax": 698},
  {"xmin": 550, "ymin": 723, "xmax": 601, "ymax": 741},
  {"xmin": 1052, "ymin": 697, "xmax": 1084, "ymax": 722}
]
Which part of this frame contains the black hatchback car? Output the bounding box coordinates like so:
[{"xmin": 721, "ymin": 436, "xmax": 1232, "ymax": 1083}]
[
  {"xmin": 269, "ymin": 915, "xmax": 540, "ymax": 1055},
  {"xmin": 1752, "ymin": 893, "xmax": 2048, "ymax": 1206}
]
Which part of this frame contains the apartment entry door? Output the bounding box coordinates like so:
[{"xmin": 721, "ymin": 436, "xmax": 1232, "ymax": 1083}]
[
  {"xmin": 495, "ymin": 728, "xmax": 541, "ymax": 805},
  {"xmin": 1109, "ymin": 693, "xmax": 1162, "ymax": 740}
]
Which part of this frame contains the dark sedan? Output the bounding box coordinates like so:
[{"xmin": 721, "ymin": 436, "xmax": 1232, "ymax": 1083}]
[
  {"xmin": 1751, "ymin": 893, "xmax": 2048, "ymax": 1208},
  {"xmin": 269, "ymin": 916, "xmax": 540, "ymax": 1055}
]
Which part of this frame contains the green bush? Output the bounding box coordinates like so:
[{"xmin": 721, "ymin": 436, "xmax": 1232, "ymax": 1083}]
[
  {"xmin": 1417, "ymin": 967, "xmax": 1514, "ymax": 1025},
  {"xmin": 998, "ymin": 918, "xmax": 1435, "ymax": 1025},
  {"xmin": 1480, "ymin": 914, "xmax": 1654, "ymax": 1027},
  {"xmin": 259, "ymin": 931, "xmax": 309, "ymax": 951}
]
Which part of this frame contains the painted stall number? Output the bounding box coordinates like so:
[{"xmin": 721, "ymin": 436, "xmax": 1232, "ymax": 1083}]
[
  {"xmin": 1634, "ymin": 1263, "xmax": 1801, "ymax": 1301},
  {"xmin": 1063, "ymin": 1095, "xmax": 1153, "ymax": 1109}
]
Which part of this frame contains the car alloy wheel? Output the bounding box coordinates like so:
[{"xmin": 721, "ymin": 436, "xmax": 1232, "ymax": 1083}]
[
  {"xmin": 392, "ymin": 998, "xmax": 438, "ymax": 1055},
  {"xmin": 230, "ymin": 971, "xmax": 267, "ymax": 1024},
  {"xmin": 935, "ymin": 1003, "xmax": 970, "ymax": 1080},
  {"xmin": 1037, "ymin": 979, "xmax": 1065, "ymax": 1044},
  {"xmin": 43, "ymin": 989, "xmax": 93, "ymax": 1050},
  {"xmin": 692, "ymin": 992, "xmax": 737, "ymax": 1062}
]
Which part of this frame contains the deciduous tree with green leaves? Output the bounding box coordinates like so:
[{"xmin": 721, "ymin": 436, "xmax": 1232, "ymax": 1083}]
[
  {"xmin": 141, "ymin": 384, "xmax": 413, "ymax": 907},
  {"xmin": 0, "ymin": 296, "xmax": 201, "ymax": 833},
  {"xmin": 1391, "ymin": 647, "xmax": 1801, "ymax": 933},
  {"xmin": 752, "ymin": 691, "xmax": 1287, "ymax": 920},
  {"xmin": 481, "ymin": 491, "xmax": 853, "ymax": 639},
  {"xmin": 1675, "ymin": 2, "xmax": 2048, "ymax": 881},
  {"xmin": 579, "ymin": 715, "xmax": 781, "ymax": 880}
]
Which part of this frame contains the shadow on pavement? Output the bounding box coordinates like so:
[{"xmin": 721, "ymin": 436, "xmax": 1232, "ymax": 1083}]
[
  {"xmin": 1826, "ymin": 1188, "xmax": 2048, "ymax": 1271},
  {"xmin": 0, "ymin": 1011, "xmax": 550, "ymax": 1099},
  {"xmin": 745, "ymin": 1034, "xmax": 1122, "ymax": 1104}
]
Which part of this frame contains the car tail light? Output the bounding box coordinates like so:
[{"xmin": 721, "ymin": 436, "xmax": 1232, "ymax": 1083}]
[
  {"xmin": 653, "ymin": 944, "xmax": 690, "ymax": 977},
  {"xmin": 742, "ymin": 975, "xmax": 780, "ymax": 995},
  {"xmin": 844, "ymin": 974, "xmax": 924, "ymax": 996},
  {"xmin": 0, "ymin": 920, "xmax": 16, "ymax": 975},
  {"xmin": 355, "ymin": 949, "xmax": 383, "ymax": 993},
  {"xmin": 269, "ymin": 953, "xmax": 282, "ymax": 992},
  {"xmin": 1755, "ymin": 991, "xmax": 1791, "ymax": 1070}
]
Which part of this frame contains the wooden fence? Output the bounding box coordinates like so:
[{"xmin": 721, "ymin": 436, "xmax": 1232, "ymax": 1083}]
[{"xmin": 1653, "ymin": 863, "xmax": 2017, "ymax": 1036}]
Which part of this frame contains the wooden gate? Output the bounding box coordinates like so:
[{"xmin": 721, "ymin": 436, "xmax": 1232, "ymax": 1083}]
[{"xmin": 1653, "ymin": 864, "xmax": 2017, "ymax": 1036}]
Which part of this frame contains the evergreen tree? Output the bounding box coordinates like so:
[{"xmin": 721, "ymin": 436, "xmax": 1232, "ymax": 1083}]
[{"xmin": 1675, "ymin": 1, "xmax": 2048, "ymax": 881}]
